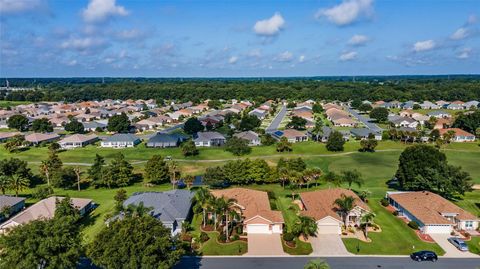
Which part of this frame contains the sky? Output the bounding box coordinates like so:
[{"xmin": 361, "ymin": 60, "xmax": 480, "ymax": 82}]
[{"xmin": 0, "ymin": 0, "xmax": 479, "ymax": 77}]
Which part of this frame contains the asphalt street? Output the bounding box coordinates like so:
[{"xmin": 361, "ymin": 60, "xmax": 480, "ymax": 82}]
[
  {"xmin": 345, "ymin": 107, "xmax": 383, "ymax": 132},
  {"xmin": 175, "ymin": 256, "xmax": 480, "ymax": 269},
  {"xmin": 266, "ymin": 105, "xmax": 287, "ymax": 133}
]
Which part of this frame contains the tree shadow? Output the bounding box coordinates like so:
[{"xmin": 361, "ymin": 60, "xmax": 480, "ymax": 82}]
[{"xmin": 173, "ymin": 256, "xmax": 204, "ymax": 269}]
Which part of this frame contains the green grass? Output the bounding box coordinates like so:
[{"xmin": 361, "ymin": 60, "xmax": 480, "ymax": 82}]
[
  {"xmin": 466, "ymin": 236, "xmax": 480, "ymax": 255},
  {"xmin": 0, "ymin": 100, "xmax": 31, "ymax": 108},
  {"xmin": 281, "ymin": 237, "xmax": 313, "ymax": 255},
  {"xmin": 342, "ymin": 199, "xmax": 445, "ymax": 255}
]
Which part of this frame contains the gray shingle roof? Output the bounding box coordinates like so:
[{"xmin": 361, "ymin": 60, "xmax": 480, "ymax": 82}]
[
  {"xmin": 123, "ymin": 190, "xmax": 194, "ymax": 224},
  {"xmin": 103, "ymin": 133, "xmax": 140, "ymax": 143},
  {"xmin": 0, "ymin": 196, "xmax": 25, "ymax": 209}
]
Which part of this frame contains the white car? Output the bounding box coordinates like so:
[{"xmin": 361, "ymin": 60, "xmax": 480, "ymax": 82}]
[{"xmin": 447, "ymin": 237, "xmax": 469, "ymax": 251}]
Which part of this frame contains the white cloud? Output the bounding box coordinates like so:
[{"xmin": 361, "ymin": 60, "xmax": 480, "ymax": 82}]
[
  {"xmin": 253, "ymin": 12, "xmax": 285, "ymax": 36},
  {"xmin": 247, "ymin": 48, "xmax": 262, "ymax": 58},
  {"xmin": 60, "ymin": 37, "xmax": 105, "ymax": 51},
  {"xmin": 0, "ymin": 0, "xmax": 42, "ymax": 14},
  {"xmin": 298, "ymin": 55, "xmax": 305, "ymax": 63},
  {"xmin": 315, "ymin": 0, "xmax": 374, "ymax": 26},
  {"xmin": 116, "ymin": 29, "xmax": 143, "ymax": 40},
  {"xmin": 82, "ymin": 0, "xmax": 129, "ymax": 23},
  {"xmin": 457, "ymin": 48, "xmax": 471, "ymax": 59},
  {"xmin": 339, "ymin": 51, "xmax": 357, "ymax": 61},
  {"xmin": 413, "ymin": 40, "xmax": 435, "ymax": 52},
  {"xmin": 274, "ymin": 51, "xmax": 293, "ymax": 62},
  {"xmin": 467, "ymin": 14, "xmax": 477, "ymax": 25},
  {"xmin": 228, "ymin": 56, "xmax": 238, "ymax": 64},
  {"xmin": 348, "ymin": 34, "xmax": 369, "ymax": 46},
  {"xmin": 450, "ymin": 27, "xmax": 468, "ymax": 40}
]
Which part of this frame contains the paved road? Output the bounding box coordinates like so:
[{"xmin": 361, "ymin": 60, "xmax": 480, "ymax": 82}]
[
  {"xmin": 175, "ymin": 256, "xmax": 480, "ymax": 269},
  {"xmin": 266, "ymin": 105, "xmax": 287, "ymax": 133},
  {"xmin": 345, "ymin": 107, "xmax": 382, "ymax": 132}
]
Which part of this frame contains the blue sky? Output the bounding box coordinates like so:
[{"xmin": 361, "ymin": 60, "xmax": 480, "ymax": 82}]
[{"xmin": 0, "ymin": 0, "xmax": 479, "ymax": 77}]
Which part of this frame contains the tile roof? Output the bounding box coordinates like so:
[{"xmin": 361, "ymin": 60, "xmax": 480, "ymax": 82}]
[
  {"xmin": 388, "ymin": 191, "xmax": 478, "ymax": 224},
  {"xmin": 24, "ymin": 133, "xmax": 60, "ymax": 143},
  {"xmin": 211, "ymin": 188, "xmax": 284, "ymax": 224},
  {"xmin": 439, "ymin": 128, "xmax": 475, "ymax": 137},
  {"xmin": 59, "ymin": 134, "xmax": 98, "ymax": 144},
  {"xmin": 300, "ymin": 188, "xmax": 370, "ymax": 222}
]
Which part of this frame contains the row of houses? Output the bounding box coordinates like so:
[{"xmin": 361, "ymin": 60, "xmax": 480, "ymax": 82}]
[
  {"xmin": 324, "ymin": 103, "xmax": 357, "ymax": 127},
  {"xmin": 370, "ymin": 100, "xmax": 479, "ymax": 110}
]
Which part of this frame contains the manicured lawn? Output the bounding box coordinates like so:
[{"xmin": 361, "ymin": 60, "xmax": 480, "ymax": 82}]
[
  {"xmin": 281, "ymin": 237, "xmax": 313, "ymax": 255},
  {"xmin": 342, "ymin": 199, "xmax": 445, "ymax": 255},
  {"xmin": 0, "ymin": 100, "xmax": 31, "ymax": 108},
  {"xmin": 190, "ymin": 214, "xmax": 247, "ymax": 255},
  {"xmin": 466, "ymin": 236, "xmax": 480, "ymax": 255}
]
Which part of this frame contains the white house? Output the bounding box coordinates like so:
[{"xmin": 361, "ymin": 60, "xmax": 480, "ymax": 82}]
[{"xmin": 100, "ymin": 133, "xmax": 141, "ymax": 148}]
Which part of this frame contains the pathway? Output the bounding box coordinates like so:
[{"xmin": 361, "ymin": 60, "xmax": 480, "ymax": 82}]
[
  {"xmin": 345, "ymin": 107, "xmax": 382, "ymax": 132},
  {"xmin": 266, "ymin": 105, "xmax": 287, "ymax": 133}
]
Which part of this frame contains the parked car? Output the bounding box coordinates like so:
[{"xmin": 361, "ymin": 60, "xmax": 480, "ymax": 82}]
[
  {"xmin": 410, "ymin": 251, "xmax": 438, "ymax": 262},
  {"xmin": 448, "ymin": 237, "xmax": 469, "ymax": 251}
]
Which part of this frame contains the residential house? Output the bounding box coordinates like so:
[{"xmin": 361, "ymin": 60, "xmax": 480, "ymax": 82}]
[
  {"xmin": 331, "ymin": 117, "xmax": 356, "ymax": 127},
  {"xmin": 0, "ymin": 132, "xmax": 21, "ymax": 142},
  {"xmin": 233, "ymin": 131, "xmax": 261, "ymax": 146},
  {"xmin": 427, "ymin": 111, "xmax": 451, "ymax": 119},
  {"xmin": 350, "ymin": 128, "xmax": 382, "ymax": 140},
  {"xmin": 311, "ymin": 126, "xmax": 350, "ymax": 142},
  {"xmin": 433, "ymin": 118, "xmax": 453, "ymax": 130},
  {"xmin": 390, "ymin": 117, "xmax": 419, "ymax": 129},
  {"xmin": 439, "ymin": 128, "xmax": 476, "ymax": 142},
  {"xmin": 420, "ymin": 101, "xmax": 440, "ymax": 110},
  {"xmin": 447, "ymin": 103, "xmax": 464, "ymax": 110},
  {"xmin": 412, "ymin": 114, "xmax": 430, "ymax": 125},
  {"xmin": 0, "ymin": 196, "xmax": 25, "ymax": 222},
  {"xmin": 146, "ymin": 133, "xmax": 188, "ymax": 148},
  {"xmin": 464, "ymin": 100, "xmax": 479, "ymax": 109},
  {"xmin": 272, "ymin": 129, "xmax": 308, "ymax": 143},
  {"xmin": 25, "ymin": 133, "xmax": 60, "ymax": 145},
  {"xmin": 300, "ymin": 188, "xmax": 371, "ymax": 234},
  {"xmin": 58, "ymin": 134, "xmax": 98, "ymax": 149},
  {"xmin": 194, "ymin": 131, "xmax": 226, "ymax": 147},
  {"xmin": 211, "ymin": 188, "xmax": 284, "ymax": 234},
  {"xmin": 436, "ymin": 100, "xmax": 450, "ymax": 108},
  {"xmin": 249, "ymin": 109, "xmax": 267, "ymax": 120},
  {"xmin": 120, "ymin": 190, "xmax": 194, "ymax": 236},
  {"xmin": 387, "ymin": 191, "xmax": 478, "ymax": 234},
  {"xmin": 0, "ymin": 197, "xmax": 93, "ymax": 232},
  {"xmin": 100, "ymin": 133, "xmax": 141, "ymax": 148},
  {"xmin": 83, "ymin": 121, "xmax": 107, "ymax": 132}
]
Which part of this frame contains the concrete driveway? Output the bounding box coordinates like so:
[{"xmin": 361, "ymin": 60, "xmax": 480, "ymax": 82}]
[
  {"xmin": 309, "ymin": 234, "xmax": 352, "ymax": 256},
  {"xmin": 430, "ymin": 234, "xmax": 478, "ymax": 257},
  {"xmin": 246, "ymin": 234, "xmax": 285, "ymax": 256}
]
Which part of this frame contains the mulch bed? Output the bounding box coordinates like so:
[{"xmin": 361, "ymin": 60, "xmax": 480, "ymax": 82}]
[
  {"xmin": 385, "ymin": 205, "xmax": 397, "ymax": 213},
  {"xmin": 200, "ymin": 225, "xmax": 216, "ymax": 232},
  {"xmin": 396, "ymin": 216, "xmax": 435, "ymax": 243}
]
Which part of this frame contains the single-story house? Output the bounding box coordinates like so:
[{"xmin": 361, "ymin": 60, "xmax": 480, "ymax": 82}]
[
  {"xmin": 390, "ymin": 117, "xmax": 419, "ymax": 129},
  {"xmin": 427, "ymin": 111, "xmax": 451, "ymax": 119},
  {"xmin": 387, "ymin": 191, "xmax": 479, "ymax": 234},
  {"xmin": 272, "ymin": 129, "xmax": 308, "ymax": 143},
  {"xmin": 100, "ymin": 133, "xmax": 141, "ymax": 148},
  {"xmin": 447, "ymin": 103, "xmax": 464, "ymax": 110},
  {"xmin": 146, "ymin": 133, "xmax": 188, "ymax": 148},
  {"xmin": 211, "ymin": 188, "xmax": 284, "ymax": 234},
  {"xmin": 233, "ymin": 131, "xmax": 261, "ymax": 146},
  {"xmin": 24, "ymin": 133, "xmax": 60, "ymax": 145},
  {"xmin": 300, "ymin": 188, "xmax": 371, "ymax": 234},
  {"xmin": 464, "ymin": 100, "xmax": 479, "ymax": 109},
  {"xmin": 120, "ymin": 190, "xmax": 194, "ymax": 236},
  {"xmin": 0, "ymin": 196, "xmax": 93, "ymax": 233},
  {"xmin": 249, "ymin": 109, "xmax": 267, "ymax": 120},
  {"xmin": 194, "ymin": 131, "xmax": 226, "ymax": 147},
  {"xmin": 0, "ymin": 196, "xmax": 25, "ymax": 222},
  {"xmin": 439, "ymin": 128, "xmax": 476, "ymax": 142},
  {"xmin": 58, "ymin": 134, "xmax": 98, "ymax": 149},
  {"xmin": 350, "ymin": 128, "xmax": 382, "ymax": 140},
  {"xmin": 332, "ymin": 117, "xmax": 356, "ymax": 127},
  {"xmin": 82, "ymin": 121, "xmax": 107, "ymax": 132},
  {"xmin": 0, "ymin": 132, "xmax": 21, "ymax": 142},
  {"xmin": 311, "ymin": 126, "xmax": 349, "ymax": 142}
]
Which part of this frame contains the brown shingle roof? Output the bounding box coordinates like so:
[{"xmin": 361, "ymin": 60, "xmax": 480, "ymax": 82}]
[
  {"xmin": 388, "ymin": 191, "xmax": 478, "ymax": 224},
  {"xmin": 211, "ymin": 188, "xmax": 284, "ymax": 223},
  {"xmin": 300, "ymin": 188, "xmax": 370, "ymax": 222}
]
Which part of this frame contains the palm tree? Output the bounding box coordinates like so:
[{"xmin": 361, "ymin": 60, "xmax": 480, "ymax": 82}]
[
  {"xmin": 341, "ymin": 170, "xmax": 363, "ymax": 190},
  {"xmin": 304, "ymin": 258, "xmax": 330, "ymax": 269},
  {"xmin": 301, "ymin": 168, "xmax": 322, "ymax": 188},
  {"xmin": 184, "ymin": 174, "xmax": 195, "ymax": 189},
  {"xmin": 360, "ymin": 212, "xmax": 376, "ymax": 239},
  {"xmin": 0, "ymin": 175, "xmax": 11, "ymax": 195},
  {"xmin": 9, "ymin": 175, "xmax": 29, "ymax": 197},
  {"xmin": 217, "ymin": 197, "xmax": 237, "ymax": 241},
  {"xmin": 297, "ymin": 215, "xmax": 318, "ymax": 240},
  {"xmin": 73, "ymin": 167, "xmax": 82, "ymax": 191},
  {"xmin": 168, "ymin": 161, "xmax": 179, "ymax": 189},
  {"xmin": 192, "ymin": 188, "xmax": 212, "ymax": 228},
  {"xmin": 333, "ymin": 194, "xmax": 356, "ymax": 227},
  {"xmin": 39, "ymin": 160, "xmax": 51, "ymax": 186}
]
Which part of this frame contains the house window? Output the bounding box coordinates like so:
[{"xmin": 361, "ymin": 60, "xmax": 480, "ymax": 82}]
[{"xmin": 465, "ymin": 221, "xmax": 473, "ymax": 228}]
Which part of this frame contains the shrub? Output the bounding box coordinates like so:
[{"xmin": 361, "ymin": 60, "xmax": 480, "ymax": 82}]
[
  {"xmin": 283, "ymin": 232, "xmax": 294, "ymax": 242},
  {"xmin": 200, "ymin": 232, "xmax": 209, "ymax": 243},
  {"xmin": 236, "ymin": 226, "xmax": 243, "ymax": 235},
  {"xmin": 232, "ymin": 234, "xmax": 240, "ymax": 241},
  {"xmin": 380, "ymin": 198, "xmax": 389, "ymax": 207},
  {"xmin": 408, "ymin": 221, "xmax": 419, "ymax": 230},
  {"xmin": 392, "ymin": 211, "xmax": 399, "ymax": 216},
  {"xmin": 32, "ymin": 185, "xmax": 54, "ymax": 200},
  {"xmin": 464, "ymin": 232, "xmax": 470, "ymax": 238},
  {"xmin": 218, "ymin": 234, "xmax": 227, "ymax": 242}
]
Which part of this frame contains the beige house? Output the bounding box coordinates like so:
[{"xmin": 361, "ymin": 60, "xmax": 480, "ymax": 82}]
[
  {"xmin": 58, "ymin": 134, "xmax": 98, "ymax": 149},
  {"xmin": 300, "ymin": 188, "xmax": 371, "ymax": 234}
]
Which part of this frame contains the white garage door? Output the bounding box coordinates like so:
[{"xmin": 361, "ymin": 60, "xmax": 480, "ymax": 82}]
[
  {"xmin": 317, "ymin": 224, "xmax": 340, "ymax": 234},
  {"xmin": 424, "ymin": 225, "xmax": 452, "ymax": 234},
  {"xmin": 247, "ymin": 224, "xmax": 270, "ymax": 234}
]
